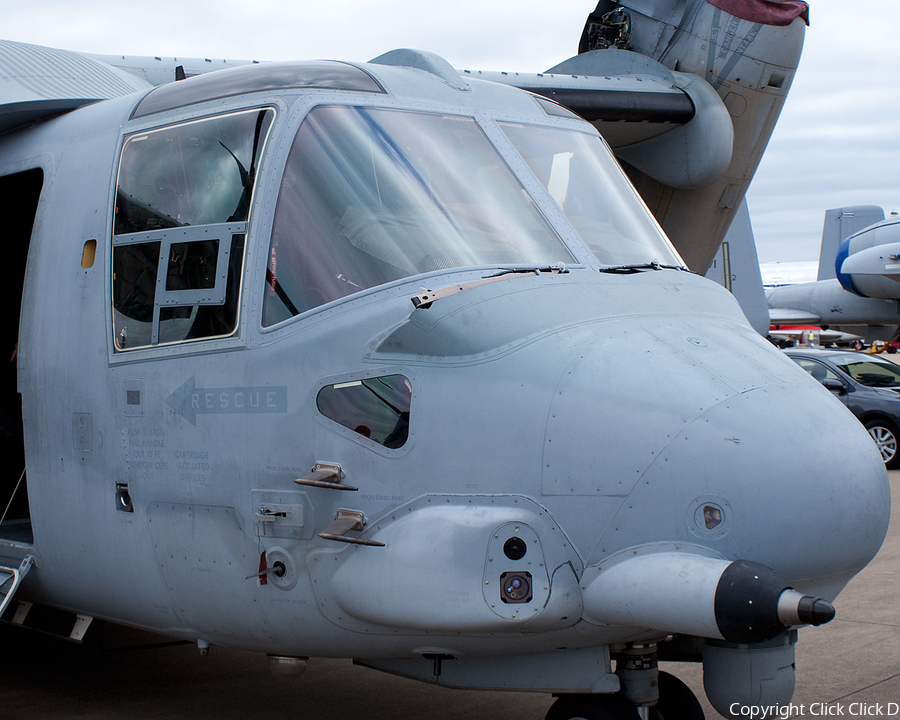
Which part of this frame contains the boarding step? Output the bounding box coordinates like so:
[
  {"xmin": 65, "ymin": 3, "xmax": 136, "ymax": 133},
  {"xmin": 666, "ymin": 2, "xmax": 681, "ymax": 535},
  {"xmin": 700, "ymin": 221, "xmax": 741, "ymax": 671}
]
[{"xmin": 0, "ymin": 555, "xmax": 34, "ymax": 617}]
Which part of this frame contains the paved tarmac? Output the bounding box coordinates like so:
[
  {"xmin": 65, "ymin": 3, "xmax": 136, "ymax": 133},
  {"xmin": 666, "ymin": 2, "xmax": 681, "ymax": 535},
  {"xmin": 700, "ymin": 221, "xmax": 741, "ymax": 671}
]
[{"xmin": 2, "ymin": 471, "xmax": 898, "ymax": 720}]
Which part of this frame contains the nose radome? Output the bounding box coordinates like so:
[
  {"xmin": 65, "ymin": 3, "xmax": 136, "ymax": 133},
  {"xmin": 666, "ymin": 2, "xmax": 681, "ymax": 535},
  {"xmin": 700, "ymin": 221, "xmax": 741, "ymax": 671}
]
[
  {"xmin": 542, "ymin": 320, "xmax": 803, "ymax": 497},
  {"xmin": 543, "ymin": 319, "xmax": 890, "ymax": 599},
  {"xmin": 630, "ymin": 382, "xmax": 889, "ymax": 597}
]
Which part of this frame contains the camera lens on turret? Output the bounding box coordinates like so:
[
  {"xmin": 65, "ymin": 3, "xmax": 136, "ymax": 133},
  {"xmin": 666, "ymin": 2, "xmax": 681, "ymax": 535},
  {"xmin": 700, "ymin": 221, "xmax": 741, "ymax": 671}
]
[{"xmin": 503, "ymin": 537, "xmax": 527, "ymax": 560}]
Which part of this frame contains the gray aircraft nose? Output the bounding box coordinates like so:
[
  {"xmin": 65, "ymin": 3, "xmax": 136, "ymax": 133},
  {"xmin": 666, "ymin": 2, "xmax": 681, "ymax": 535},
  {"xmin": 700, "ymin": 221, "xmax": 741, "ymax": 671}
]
[{"xmin": 542, "ymin": 318, "xmax": 890, "ymax": 599}]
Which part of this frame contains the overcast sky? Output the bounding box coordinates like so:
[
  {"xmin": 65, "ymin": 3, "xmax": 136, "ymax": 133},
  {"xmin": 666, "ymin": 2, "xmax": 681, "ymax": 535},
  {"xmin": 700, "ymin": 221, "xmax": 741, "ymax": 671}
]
[{"xmin": 5, "ymin": 1, "xmax": 897, "ymax": 264}]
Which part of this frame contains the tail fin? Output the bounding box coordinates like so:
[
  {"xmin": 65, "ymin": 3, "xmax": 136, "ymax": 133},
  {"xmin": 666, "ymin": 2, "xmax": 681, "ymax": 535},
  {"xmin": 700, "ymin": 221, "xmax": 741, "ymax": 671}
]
[
  {"xmin": 817, "ymin": 206, "xmax": 884, "ymax": 280},
  {"xmin": 705, "ymin": 199, "xmax": 769, "ymax": 336}
]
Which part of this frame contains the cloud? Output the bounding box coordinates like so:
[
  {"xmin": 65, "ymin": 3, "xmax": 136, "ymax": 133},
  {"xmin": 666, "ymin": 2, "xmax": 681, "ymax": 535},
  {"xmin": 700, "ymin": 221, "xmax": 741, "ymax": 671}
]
[
  {"xmin": 6, "ymin": 0, "xmax": 591, "ymax": 70},
  {"xmin": 747, "ymin": 0, "xmax": 900, "ymax": 263}
]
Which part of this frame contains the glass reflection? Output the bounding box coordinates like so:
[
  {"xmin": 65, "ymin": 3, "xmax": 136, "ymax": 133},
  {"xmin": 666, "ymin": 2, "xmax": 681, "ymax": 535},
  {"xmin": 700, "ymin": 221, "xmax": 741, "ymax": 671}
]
[
  {"xmin": 500, "ymin": 122, "xmax": 683, "ymax": 268},
  {"xmin": 263, "ymin": 106, "xmax": 573, "ymax": 326},
  {"xmin": 113, "ymin": 109, "xmax": 273, "ymax": 351},
  {"xmin": 317, "ymin": 375, "xmax": 412, "ymax": 448},
  {"xmin": 115, "ymin": 109, "xmax": 273, "ymax": 233}
]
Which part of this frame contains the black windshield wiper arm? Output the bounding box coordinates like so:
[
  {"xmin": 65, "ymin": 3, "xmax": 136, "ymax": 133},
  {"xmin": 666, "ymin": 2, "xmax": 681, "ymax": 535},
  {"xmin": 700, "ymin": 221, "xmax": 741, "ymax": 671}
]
[
  {"xmin": 486, "ymin": 263, "xmax": 570, "ymax": 279},
  {"xmin": 598, "ymin": 261, "xmax": 685, "ymax": 274}
]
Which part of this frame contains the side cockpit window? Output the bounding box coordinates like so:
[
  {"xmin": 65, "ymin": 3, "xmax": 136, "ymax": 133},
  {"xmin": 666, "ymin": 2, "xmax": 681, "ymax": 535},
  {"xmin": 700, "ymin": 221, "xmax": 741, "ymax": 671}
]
[
  {"xmin": 113, "ymin": 108, "xmax": 274, "ymax": 351},
  {"xmin": 317, "ymin": 375, "xmax": 412, "ymax": 448}
]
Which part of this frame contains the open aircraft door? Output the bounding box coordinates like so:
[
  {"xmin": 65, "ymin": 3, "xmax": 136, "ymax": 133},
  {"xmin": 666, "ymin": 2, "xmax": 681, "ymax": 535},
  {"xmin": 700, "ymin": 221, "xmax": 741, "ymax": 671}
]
[{"xmin": 0, "ymin": 555, "xmax": 33, "ymax": 617}]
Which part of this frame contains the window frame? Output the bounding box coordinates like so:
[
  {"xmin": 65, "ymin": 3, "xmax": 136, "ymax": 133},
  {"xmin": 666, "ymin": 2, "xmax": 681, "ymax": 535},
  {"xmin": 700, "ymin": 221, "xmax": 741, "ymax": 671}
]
[
  {"xmin": 312, "ymin": 368, "xmax": 418, "ymax": 457},
  {"xmin": 791, "ymin": 357, "xmax": 844, "ymax": 384},
  {"xmin": 258, "ymin": 103, "xmax": 577, "ymax": 329},
  {"xmin": 110, "ymin": 106, "xmax": 275, "ymax": 354}
]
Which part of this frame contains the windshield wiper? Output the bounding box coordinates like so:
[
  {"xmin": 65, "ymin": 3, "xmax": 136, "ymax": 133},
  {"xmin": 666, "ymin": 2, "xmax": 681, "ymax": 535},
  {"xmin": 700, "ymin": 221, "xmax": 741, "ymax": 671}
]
[
  {"xmin": 598, "ymin": 261, "xmax": 685, "ymax": 274},
  {"xmin": 412, "ymin": 264, "xmax": 568, "ymax": 309},
  {"xmin": 486, "ymin": 263, "xmax": 570, "ymax": 278}
]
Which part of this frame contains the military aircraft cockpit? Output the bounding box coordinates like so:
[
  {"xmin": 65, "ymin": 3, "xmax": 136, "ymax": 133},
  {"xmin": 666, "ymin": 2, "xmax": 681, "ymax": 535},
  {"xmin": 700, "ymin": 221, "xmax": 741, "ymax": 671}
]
[
  {"xmin": 0, "ymin": 4, "xmax": 891, "ymax": 720},
  {"xmin": 109, "ymin": 56, "xmax": 685, "ymax": 352}
]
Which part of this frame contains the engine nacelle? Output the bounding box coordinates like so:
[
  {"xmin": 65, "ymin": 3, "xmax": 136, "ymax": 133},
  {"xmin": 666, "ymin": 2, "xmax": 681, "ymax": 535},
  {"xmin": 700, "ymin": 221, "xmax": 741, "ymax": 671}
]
[{"xmin": 836, "ymin": 216, "xmax": 900, "ymax": 298}]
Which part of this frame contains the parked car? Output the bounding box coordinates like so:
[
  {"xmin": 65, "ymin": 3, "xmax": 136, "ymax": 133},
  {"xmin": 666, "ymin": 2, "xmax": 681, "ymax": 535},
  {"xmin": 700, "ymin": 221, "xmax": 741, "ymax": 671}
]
[{"xmin": 784, "ymin": 348, "xmax": 900, "ymax": 468}]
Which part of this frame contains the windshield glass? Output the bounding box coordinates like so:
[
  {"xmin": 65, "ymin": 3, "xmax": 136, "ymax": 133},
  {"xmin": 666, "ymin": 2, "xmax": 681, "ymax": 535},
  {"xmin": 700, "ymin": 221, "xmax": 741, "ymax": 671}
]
[
  {"xmin": 500, "ymin": 122, "xmax": 682, "ymax": 268},
  {"xmin": 263, "ymin": 105, "xmax": 573, "ymax": 325},
  {"xmin": 832, "ymin": 356, "xmax": 900, "ymax": 387}
]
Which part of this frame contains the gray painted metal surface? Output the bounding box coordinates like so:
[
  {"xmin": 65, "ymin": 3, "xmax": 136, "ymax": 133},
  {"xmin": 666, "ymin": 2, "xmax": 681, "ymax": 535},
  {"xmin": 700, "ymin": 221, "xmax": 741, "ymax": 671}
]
[
  {"xmin": 0, "ymin": 3, "xmax": 889, "ymax": 720},
  {"xmin": 0, "ymin": 39, "xmax": 151, "ymax": 133}
]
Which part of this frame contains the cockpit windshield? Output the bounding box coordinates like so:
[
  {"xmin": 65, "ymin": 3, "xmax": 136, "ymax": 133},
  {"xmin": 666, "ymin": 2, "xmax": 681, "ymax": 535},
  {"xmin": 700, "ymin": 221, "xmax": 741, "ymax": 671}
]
[
  {"xmin": 263, "ymin": 105, "xmax": 573, "ymax": 325},
  {"xmin": 500, "ymin": 122, "xmax": 683, "ymax": 269}
]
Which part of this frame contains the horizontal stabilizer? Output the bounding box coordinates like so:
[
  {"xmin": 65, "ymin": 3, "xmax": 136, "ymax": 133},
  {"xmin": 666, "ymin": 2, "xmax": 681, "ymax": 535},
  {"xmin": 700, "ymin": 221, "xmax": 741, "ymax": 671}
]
[{"xmin": 767, "ymin": 308, "xmax": 822, "ymax": 325}]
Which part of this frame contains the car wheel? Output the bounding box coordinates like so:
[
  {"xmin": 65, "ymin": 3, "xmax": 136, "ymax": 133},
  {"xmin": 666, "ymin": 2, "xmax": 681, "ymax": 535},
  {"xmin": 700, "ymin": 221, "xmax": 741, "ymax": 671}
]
[{"xmin": 864, "ymin": 418, "xmax": 900, "ymax": 469}]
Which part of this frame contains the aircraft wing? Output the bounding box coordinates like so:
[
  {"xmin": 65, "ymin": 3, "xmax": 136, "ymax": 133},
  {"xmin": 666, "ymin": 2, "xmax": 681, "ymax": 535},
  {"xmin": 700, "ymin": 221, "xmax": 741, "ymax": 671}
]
[
  {"xmin": 476, "ymin": 48, "xmax": 732, "ymax": 191},
  {"xmin": 472, "ymin": 50, "xmax": 694, "ymax": 139},
  {"xmin": 0, "ymin": 40, "xmax": 153, "ymax": 135},
  {"xmin": 85, "ymin": 52, "xmax": 255, "ymax": 87}
]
